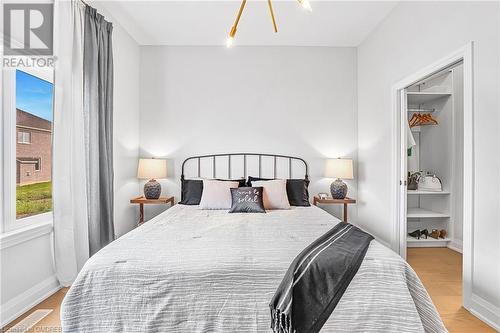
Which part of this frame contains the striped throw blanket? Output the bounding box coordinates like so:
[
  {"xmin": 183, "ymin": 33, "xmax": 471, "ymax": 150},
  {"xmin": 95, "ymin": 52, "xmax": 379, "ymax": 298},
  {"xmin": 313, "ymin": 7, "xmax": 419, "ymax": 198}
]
[{"xmin": 270, "ymin": 223, "xmax": 374, "ymax": 333}]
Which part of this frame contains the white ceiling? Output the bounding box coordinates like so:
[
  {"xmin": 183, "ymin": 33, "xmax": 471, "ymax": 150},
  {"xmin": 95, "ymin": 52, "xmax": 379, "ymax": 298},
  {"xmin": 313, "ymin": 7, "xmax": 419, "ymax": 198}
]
[{"xmin": 94, "ymin": 1, "xmax": 398, "ymax": 47}]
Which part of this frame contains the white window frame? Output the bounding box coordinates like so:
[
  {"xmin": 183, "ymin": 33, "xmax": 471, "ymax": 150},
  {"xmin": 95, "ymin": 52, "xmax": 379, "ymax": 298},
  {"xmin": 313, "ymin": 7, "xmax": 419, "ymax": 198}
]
[
  {"xmin": 35, "ymin": 158, "xmax": 41, "ymax": 172},
  {"xmin": 17, "ymin": 131, "xmax": 31, "ymax": 144},
  {"xmin": 2, "ymin": 68, "xmax": 54, "ymax": 233}
]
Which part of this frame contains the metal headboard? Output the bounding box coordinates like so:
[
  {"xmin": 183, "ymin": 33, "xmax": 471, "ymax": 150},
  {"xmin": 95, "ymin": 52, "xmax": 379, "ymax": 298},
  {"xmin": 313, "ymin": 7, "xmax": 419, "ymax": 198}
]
[{"xmin": 181, "ymin": 153, "xmax": 308, "ymax": 180}]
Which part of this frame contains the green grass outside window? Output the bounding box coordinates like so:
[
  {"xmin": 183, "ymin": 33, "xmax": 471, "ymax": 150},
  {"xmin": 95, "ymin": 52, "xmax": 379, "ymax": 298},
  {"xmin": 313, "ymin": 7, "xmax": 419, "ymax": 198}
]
[{"xmin": 16, "ymin": 181, "xmax": 52, "ymax": 219}]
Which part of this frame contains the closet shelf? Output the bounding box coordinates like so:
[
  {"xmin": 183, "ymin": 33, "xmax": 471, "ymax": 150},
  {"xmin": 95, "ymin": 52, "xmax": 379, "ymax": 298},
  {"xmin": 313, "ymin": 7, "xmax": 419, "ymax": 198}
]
[
  {"xmin": 407, "ymin": 236, "xmax": 451, "ymax": 242},
  {"xmin": 407, "ymin": 190, "xmax": 450, "ymax": 195},
  {"xmin": 407, "ymin": 236, "xmax": 451, "ymax": 248},
  {"xmin": 407, "ymin": 208, "xmax": 449, "ymax": 218},
  {"xmin": 407, "ymin": 92, "xmax": 451, "ymax": 104}
]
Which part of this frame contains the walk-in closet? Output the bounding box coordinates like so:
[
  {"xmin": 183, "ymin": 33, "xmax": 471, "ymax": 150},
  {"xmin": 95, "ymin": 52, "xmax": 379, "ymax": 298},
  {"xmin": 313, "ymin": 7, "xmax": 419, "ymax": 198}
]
[
  {"xmin": 404, "ymin": 63, "xmax": 464, "ymax": 252},
  {"xmin": 396, "ymin": 48, "xmax": 475, "ymax": 325}
]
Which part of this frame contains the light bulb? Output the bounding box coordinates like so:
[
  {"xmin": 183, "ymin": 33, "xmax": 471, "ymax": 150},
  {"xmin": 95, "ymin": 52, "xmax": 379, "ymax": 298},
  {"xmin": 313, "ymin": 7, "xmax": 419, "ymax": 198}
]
[
  {"xmin": 301, "ymin": 0, "xmax": 312, "ymax": 12},
  {"xmin": 226, "ymin": 36, "xmax": 234, "ymax": 48}
]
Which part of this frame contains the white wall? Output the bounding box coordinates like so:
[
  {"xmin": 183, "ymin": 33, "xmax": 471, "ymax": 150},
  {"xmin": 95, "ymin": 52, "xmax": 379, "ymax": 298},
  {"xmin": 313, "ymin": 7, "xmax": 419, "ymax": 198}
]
[
  {"xmin": 111, "ymin": 21, "xmax": 141, "ymax": 237},
  {"xmin": 139, "ymin": 47, "xmax": 358, "ymax": 221},
  {"xmin": 357, "ymin": 1, "xmax": 500, "ymax": 328},
  {"xmin": 0, "ymin": 225, "xmax": 59, "ymax": 327}
]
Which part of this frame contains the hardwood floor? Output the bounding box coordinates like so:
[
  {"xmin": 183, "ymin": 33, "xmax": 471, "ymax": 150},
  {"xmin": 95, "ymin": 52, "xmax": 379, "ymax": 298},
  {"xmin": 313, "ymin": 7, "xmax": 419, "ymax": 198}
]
[
  {"xmin": 2, "ymin": 287, "xmax": 68, "ymax": 332},
  {"xmin": 408, "ymin": 247, "xmax": 496, "ymax": 333},
  {"xmin": 2, "ymin": 248, "xmax": 496, "ymax": 332}
]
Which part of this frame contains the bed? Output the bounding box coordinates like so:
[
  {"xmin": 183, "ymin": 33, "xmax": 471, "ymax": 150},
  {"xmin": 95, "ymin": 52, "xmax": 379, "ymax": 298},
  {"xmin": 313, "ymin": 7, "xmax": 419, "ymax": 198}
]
[{"xmin": 61, "ymin": 154, "xmax": 447, "ymax": 333}]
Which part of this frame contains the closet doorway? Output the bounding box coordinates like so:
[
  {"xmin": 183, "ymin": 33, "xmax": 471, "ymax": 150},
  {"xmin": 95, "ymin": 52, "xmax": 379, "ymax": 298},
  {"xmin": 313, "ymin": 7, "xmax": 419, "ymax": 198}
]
[
  {"xmin": 392, "ymin": 43, "xmax": 474, "ymax": 311},
  {"xmin": 404, "ymin": 64, "xmax": 463, "ymax": 253}
]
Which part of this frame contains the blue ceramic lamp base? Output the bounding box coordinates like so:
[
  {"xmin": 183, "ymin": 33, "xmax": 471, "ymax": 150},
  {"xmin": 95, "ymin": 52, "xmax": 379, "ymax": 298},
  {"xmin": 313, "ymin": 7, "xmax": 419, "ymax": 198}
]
[
  {"xmin": 330, "ymin": 179, "xmax": 348, "ymax": 199},
  {"xmin": 144, "ymin": 179, "xmax": 161, "ymax": 199}
]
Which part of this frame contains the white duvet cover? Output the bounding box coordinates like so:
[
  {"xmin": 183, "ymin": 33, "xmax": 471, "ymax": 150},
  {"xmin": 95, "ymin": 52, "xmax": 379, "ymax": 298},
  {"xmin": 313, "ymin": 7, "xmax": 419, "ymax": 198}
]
[{"xmin": 61, "ymin": 204, "xmax": 446, "ymax": 333}]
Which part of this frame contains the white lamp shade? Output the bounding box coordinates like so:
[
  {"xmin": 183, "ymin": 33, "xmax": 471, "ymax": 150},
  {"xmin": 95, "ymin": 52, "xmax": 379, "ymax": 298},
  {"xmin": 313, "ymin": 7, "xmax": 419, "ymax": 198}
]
[
  {"xmin": 137, "ymin": 158, "xmax": 167, "ymax": 179},
  {"xmin": 325, "ymin": 158, "xmax": 354, "ymax": 179}
]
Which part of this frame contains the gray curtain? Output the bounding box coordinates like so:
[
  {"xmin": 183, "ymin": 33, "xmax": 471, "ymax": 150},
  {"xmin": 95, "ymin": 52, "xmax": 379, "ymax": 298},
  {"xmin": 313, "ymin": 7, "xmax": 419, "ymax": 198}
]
[{"xmin": 83, "ymin": 5, "xmax": 114, "ymax": 256}]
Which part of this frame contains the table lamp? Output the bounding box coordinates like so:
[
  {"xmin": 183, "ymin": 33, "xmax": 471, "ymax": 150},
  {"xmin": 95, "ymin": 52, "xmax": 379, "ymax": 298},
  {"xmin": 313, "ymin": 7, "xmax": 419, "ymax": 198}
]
[
  {"xmin": 137, "ymin": 158, "xmax": 167, "ymax": 199},
  {"xmin": 325, "ymin": 158, "xmax": 353, "ymax": 199}
]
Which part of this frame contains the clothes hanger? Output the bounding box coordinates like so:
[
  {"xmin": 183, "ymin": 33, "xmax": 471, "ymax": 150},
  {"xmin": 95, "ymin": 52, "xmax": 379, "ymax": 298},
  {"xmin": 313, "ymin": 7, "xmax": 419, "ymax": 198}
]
[
  {"xmin": 409, "ymin": 113, "xmax": 424, "ymax": 127},
  {"xmin": 421, "ymin": 113, "xmax": 438, "ymax": 125},
  {"xmin": 409, "ymin": 113, "xmax": 438, "ymax": 128},
  {"xmin": 409, "ymin": 113, "xmax": 420, "ymax": 127}
]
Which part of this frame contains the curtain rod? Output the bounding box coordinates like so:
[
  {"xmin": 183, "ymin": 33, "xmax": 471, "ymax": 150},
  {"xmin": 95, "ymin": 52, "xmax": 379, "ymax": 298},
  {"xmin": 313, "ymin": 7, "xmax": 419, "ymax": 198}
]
[{"xmin": 77, "ymin": 0, "xmax": 113, "ymax": 25}]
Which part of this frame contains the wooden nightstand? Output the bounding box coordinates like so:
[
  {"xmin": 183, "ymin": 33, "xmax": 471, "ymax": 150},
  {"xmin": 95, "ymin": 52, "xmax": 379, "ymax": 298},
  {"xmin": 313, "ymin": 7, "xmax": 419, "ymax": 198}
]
[
  {"xmin": 313, "ymin": 196, "xmax": 356, "ymax": 223},
  {"xmin": 130, "ymin": 196, "xmax": 174, "ymax": 226}
]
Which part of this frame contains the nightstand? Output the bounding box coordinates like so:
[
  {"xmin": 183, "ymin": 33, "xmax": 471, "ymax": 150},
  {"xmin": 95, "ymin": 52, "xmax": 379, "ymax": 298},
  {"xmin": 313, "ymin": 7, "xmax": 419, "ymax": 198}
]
[
  {"xmin": 130, "ymin": 196, "xmax": 174, "ymax": 226},
  {"xmin": 313, "ymin": 196, "xmax": 356, "ymax": 223}
]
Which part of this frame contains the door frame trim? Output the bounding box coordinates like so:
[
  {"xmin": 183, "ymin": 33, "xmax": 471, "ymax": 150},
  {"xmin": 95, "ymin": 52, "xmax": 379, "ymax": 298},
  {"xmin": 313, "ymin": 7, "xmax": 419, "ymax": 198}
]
[{"xmin": 390, "ymin": 42, "xmax": 474, "ymax": 309}]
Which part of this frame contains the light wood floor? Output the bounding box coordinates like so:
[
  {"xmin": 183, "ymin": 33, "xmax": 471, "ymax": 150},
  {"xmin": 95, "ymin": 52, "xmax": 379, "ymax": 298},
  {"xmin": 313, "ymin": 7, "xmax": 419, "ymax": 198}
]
[
  {"xmin": 2, "ymin": 248, "xmax": 496, "ymax": 332},
  {"xmin": 2, "ymin": 287, "xmax": 68, "ymax": 332},
  {"xmin": 407, "ymin": 247, "xmax": 496, "ymax": 333}
]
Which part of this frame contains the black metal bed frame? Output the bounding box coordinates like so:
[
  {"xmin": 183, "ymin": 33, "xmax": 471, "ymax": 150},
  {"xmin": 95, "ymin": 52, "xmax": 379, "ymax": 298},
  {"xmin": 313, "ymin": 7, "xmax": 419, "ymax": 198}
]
[{"xmin": 181, "ymin": 153, "xmax": 308, "ymax": 180}]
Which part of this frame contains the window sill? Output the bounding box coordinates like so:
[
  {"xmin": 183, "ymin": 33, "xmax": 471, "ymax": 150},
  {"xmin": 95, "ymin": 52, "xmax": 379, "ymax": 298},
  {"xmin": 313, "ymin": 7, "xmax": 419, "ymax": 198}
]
[{"xmin": 0, "ymin": 220, "xmax": 53, "ymax": 250}]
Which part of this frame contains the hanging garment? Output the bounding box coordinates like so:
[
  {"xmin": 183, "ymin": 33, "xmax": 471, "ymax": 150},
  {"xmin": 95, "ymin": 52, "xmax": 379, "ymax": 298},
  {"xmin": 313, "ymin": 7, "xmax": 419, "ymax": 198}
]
[{"xmin": 406, "ymin": 121, "xmax": 416, "ymax": 153}]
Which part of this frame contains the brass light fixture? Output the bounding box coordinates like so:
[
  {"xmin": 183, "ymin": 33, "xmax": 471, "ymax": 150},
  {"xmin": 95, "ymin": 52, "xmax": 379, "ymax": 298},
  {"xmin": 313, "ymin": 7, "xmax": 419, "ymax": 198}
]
[
  {"xmin": 226, "ymin": 0, "xmax": 312, "ymax": 48},
  {"xmin": 297, "ymin": 0, "xmax": 312, "ymax": 12}
]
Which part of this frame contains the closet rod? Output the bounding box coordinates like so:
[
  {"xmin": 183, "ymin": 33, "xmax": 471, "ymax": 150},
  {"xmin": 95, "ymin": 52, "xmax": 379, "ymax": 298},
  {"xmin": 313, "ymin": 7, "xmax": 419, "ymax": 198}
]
[{"xmin": 408, "ymin": 108, "xmax": 435, "ymax": 113}]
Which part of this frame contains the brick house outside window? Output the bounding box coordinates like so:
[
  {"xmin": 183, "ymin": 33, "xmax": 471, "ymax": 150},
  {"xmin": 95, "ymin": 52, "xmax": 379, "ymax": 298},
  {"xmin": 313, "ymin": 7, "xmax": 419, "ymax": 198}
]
[{"xmin": 16, "ymin": 109, "xmax": 52, "ymax": 185}]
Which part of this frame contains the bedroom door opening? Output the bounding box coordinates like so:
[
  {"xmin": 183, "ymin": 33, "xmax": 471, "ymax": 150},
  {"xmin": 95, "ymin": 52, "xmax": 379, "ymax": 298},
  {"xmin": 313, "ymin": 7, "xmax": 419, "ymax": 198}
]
[
  {"xmin": 403, "ymin": 63, "xmax": 464, "ymax": 253},
  {"xmin": 392, "ymin": 43, "xmax": 474, "ymax": 311}
]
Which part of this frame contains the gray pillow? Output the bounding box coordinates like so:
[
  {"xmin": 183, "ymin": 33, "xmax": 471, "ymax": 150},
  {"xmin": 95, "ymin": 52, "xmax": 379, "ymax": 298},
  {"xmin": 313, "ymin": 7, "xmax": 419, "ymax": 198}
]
[{"xmin": 229, "ymin": 187, "xmax": 266, "ymax": 213}]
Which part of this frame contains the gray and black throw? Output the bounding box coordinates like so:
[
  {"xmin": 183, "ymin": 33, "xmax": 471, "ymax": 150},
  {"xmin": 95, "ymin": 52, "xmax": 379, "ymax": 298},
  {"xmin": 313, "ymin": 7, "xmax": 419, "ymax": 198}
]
[{"xmin": 270, "ymin": 222, "xmax": 374, "ymax": 333}]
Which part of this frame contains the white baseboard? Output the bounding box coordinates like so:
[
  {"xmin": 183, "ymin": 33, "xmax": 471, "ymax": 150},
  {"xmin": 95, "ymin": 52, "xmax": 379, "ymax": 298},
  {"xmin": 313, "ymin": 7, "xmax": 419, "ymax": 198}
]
[
  {"xmin": 469, "ymin": 293, "xmax": 500, "ymax": 332},
  {"xmin": 447, "ymin": 239, "xmax": 463, "ymax": 253},
  {"xmin": 0, "ymin": 275, "xmax": 60, "ymax": 329}
]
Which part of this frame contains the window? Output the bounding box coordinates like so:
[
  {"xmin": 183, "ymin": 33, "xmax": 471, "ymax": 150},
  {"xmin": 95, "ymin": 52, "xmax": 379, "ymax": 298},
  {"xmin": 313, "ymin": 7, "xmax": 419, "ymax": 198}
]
[
  {"xmin": 17, "ymin": 131, "xmax": 31, "ymax": 144},
  {"xmin": 15, "ymin": 70, "xmax": 54, "ymax": 221},
  {"xmin": 2, "ymin": 68, "xmax": 54, "ymax": 231}
]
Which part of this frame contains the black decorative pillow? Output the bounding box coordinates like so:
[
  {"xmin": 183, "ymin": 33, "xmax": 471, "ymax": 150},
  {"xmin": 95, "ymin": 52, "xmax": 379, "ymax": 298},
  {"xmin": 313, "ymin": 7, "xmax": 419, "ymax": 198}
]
[
  {"xmin": 179, "ymin": 178, "xmax": 246, "ymax": 205},
  {"xmin": 229, "ymin": 187, "xmax": 266, "ymax": 213},
  {"xmin": 286, "ymin": 179, "xmax": 310, "ymax": 207},
  {"xmin": 179, "ymin": 179, "xmax": 203, "ymax": 205},
  {"xmin": 247, "ymin": 177, "xmax": 310, "ymax": 206},
  {"xmin": 247, "ymin": 176, "xmax": 271, "ymax": 186}
]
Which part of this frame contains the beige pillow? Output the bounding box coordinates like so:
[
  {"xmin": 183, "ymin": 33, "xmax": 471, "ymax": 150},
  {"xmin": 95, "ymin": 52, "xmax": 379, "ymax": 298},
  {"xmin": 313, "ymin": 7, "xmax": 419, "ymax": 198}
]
[
  {"xmin": 252, "ymin": 179, "xmax": 290, "ymax": 210},
  {"xmin": 199, "ymin": 179, "xmax": 239, "ymax": 209}
]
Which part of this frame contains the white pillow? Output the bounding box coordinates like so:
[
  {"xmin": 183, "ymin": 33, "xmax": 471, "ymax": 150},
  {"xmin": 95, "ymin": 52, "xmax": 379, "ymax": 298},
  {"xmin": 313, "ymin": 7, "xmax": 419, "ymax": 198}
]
[
  {"xmin": 252, "ymin": 179, "xmax": 290, "ymax": 210},
  {"xmin": 199, "ymin": 180, "xmax": 239, "ymax": 209}
]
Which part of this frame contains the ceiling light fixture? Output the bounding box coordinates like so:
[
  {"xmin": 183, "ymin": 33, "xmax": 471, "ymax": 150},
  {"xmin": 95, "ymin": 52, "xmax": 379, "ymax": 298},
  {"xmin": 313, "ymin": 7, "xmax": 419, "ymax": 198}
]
[
  {"xmin": 226, "ymin": 0, "xmax": 312, "ymax": 48},
  {"xmin": 226, "ymin": 0, "xmax": 247, "ymax": 48},
  {"xmin": 298, "ymin": 0, "xmax": 312, "ymax": 12}
]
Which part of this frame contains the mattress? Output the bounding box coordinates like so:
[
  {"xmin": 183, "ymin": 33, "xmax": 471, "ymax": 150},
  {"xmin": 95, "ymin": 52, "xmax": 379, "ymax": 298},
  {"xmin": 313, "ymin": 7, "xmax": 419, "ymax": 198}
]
[{"xmin": 61, "ymin": 204, "xmax": 446, "ymax": 333}]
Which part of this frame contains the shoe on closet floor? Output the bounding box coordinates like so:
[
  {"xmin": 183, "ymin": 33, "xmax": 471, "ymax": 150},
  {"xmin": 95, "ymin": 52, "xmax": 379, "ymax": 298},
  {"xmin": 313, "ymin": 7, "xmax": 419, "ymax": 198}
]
[
  {"xmin": 408, "ymin": 229, "xmax": 421, "ymax": 239},
  {"xmin": 429, "ymin": 229, "xmax": 440, "ymax": 239},
  {"xmin": 439, "ymin": 229, "xmax": 447, "ymax": 239},
  {"xmin": 421, "ymin": 229, "xmax": 429, "ymax": 239}
]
